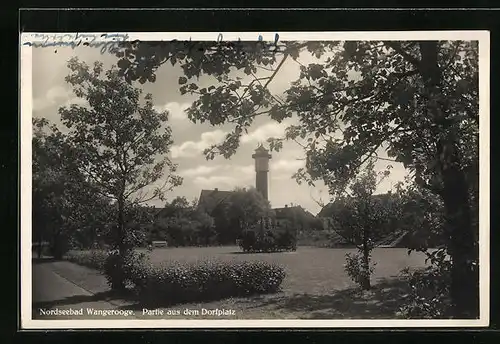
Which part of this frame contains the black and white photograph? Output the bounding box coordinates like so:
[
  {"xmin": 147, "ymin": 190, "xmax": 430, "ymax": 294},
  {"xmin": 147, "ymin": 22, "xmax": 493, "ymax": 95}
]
[{"xmin": 20, "ymin": 31, "xmax": 489, "ymax": 328}]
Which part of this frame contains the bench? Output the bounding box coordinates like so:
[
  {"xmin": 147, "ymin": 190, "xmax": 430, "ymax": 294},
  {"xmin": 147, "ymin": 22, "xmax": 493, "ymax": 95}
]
[{"xmin": 151, "ymin": 240, "xmax": 168, "ymax": 248}]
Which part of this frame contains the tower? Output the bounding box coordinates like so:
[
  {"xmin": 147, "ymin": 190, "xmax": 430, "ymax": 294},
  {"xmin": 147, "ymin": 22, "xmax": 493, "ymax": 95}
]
[{"xmin": 252, "ymin": 144, "xmax": 272, "ymax": 201}]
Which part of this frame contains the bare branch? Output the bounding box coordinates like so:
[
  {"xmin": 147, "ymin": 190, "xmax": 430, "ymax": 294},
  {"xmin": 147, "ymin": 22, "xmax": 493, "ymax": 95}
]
[
  {"xmin": 256, "ymin": 65, "xmax": 276, "ymax": 72},
  {"xmin": 263, "ymin": 53, "xmax": 289, "ymax": 90},
  {"xmin": 309, "ymin": 190, "xmax": 327, "ymax": 208}
]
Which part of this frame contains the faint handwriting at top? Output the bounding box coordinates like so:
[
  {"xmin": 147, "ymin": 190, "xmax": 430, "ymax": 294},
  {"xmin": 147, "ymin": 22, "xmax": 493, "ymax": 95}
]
[
  {"xmin": 23, "ymin": 33, "xmax": 130, "ymax": 54},
  {"xmin": 23, "ymin": 33, "xmax": 282, "ymax": 54}
]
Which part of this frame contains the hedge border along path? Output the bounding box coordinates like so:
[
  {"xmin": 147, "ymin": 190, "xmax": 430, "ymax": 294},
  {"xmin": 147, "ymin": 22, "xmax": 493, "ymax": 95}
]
[{"xmin": 64, "ymin": 250, "xmax": 287, "ymax": 306}]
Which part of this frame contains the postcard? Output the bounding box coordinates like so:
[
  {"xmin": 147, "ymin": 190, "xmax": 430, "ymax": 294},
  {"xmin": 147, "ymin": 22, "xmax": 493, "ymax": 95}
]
[{"xmin": 20, "ymin": 31, "xmax": 490, "ymax": 329}]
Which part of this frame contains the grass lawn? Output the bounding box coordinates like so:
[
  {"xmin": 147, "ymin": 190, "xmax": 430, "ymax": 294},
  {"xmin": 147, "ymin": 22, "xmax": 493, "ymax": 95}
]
[
  {"xmin": 143, "ymin": 246, "xmax": 429, "ymax": 295},
  {"xmin": 47, "ymin": 246, "xmax": 432, "ymax": 319}
]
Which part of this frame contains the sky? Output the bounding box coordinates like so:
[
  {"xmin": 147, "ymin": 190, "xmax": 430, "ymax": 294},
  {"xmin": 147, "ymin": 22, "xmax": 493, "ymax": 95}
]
[{"xmin": 31, "ymin": 42, "xmax": 409, "ymax": 215}]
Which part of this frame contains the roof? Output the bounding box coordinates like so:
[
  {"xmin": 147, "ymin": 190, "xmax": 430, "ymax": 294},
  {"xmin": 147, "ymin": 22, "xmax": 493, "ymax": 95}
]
[
  {"xmin": 317, "ymin": 193, "xmax": 394, "ymax": 218},
  {"xmin": 197, "ymin": 190, "xmax": 316, "ymax": 220},
  {"xmin": 197, "ymin": 189, "xmax": 235, "ymax": 214},
  {"xmin": 274, "ymin": 205, "xmax": 312, "ymax": 219}
]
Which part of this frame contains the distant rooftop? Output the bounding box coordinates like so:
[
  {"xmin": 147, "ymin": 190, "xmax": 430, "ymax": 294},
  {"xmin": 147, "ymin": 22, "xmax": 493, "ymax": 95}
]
[
  {"xmin": 274, "ymin": 205, "xmax": 316, "ymax": 220},
  {"xmin": 197, "ymin": 188, "xmax": 234, "ymax": 214}
]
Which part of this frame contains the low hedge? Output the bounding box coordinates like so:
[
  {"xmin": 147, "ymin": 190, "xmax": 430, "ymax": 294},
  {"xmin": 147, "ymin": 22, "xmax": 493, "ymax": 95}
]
[
  {"xmin": 130, "ymin": 259, "xmax": 286, "ymax": 305},
  {"xmin": 239, "ymin": 230, "xmax": 297, "ymax": 253},
  {"xmin": 64, "ymin": 249, "xmax": 109, "ymax": 270},
  {"xmin": 64, "ymin": 249, "xmax": 286, "ymax": 305}
]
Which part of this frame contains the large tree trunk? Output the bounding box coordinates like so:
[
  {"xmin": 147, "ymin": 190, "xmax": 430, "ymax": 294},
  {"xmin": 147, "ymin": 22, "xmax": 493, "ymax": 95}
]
[
  {"xmin": 439, "ymin": 140, "xmax": 479, "ymax": 318},
  {"xmin": 117, "ymin": 196, "xmax": 126, "ymax": 254},
  {"xmin": 419, "ymin": 41, "xmax": 479, "ymax": 318},
  {"xmin": 361, "ymin": 231, "xmax": 371, "ymax": 290},
  {"xmin": 36, "ymin": 226, "xmax": 43, "ymax": 258},
  {"xmin": 112, "ymin": 192, "xmax": 128, "ymax": 291}
]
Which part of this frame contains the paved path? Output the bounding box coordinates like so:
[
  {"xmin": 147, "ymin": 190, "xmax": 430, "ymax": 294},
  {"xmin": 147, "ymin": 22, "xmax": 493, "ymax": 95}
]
[{"xmin": 32, "ymin": 261, "xmax": 137, "ymax": 319}]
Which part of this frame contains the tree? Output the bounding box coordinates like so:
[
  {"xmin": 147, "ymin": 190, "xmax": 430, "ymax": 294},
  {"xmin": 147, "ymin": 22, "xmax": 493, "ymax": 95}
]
[
  {"xmin": 329, "ymin": 162, "xmax": 393, "ymax": 290},
  {"xmin": 320, "ymin": 191, "xmax": 403, "ymax": 244},
  {"xmin": 162, "ymin": 196, "xmax": 191, "ymax": 218},
  {"xmin": 277, "ymin": 205, "xmax": 318, "ymax": 232},
  {"xmin": 157, "ymin": 197, "xmax": 194, "ymax": 246},
  {"xmin": 227, "ymin": 187, "xmax": 274, "ymax": 237},
  {"xmin": 395, "ymin": 179, "xmax": 447, "ymax": 250},
  {"xmin": 114, "ymin": 39, "xmax": 479, "ymax": 317},
  {"xmin": 153, "ymin": 197, "xmax": 216, "ymax": 246},
  {"xmin": 197, "ymin": 187, "xmax": 274, "ymax": 245},
  {"xmin": 209, "ymin": 201, "xmax": 233, "ymax": 245},
  {"xmin": 32, "ymin": 118, "xmax": 112, "ymax": 258},
  {"xmin": 192, "ymin": 209, "xmax": 216, "ymax": 246},
  {"xmin": 32, "ymin": 118, "xmax": 72, "ymax": 259},
  {"xmin": 59, "ymin": 58, "xmax": 182, "ymax": 290}
]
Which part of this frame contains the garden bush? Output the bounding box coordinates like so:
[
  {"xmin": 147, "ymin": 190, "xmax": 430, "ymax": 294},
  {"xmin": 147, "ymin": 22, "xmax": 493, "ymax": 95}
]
[
  {"xmin": 103, "ymin": 250, "xmax": 149, "ymax": 290},
  {"xmin": 64, "ymin": 248, "xmax": 286, "ymax": 305},
  {"xmin": 344, "ymin": 252, "xmax": 376, "ymax": 289},
  {"xmin": 50, "ymin": 233, "xmax": 72, "ymax": 260},
  {"xmin": 239, "ymin": 230, "xmax": 296, "ymax": 253},
  {"xmin": 398, "ymin": 263, "xmax": 453, "ymax": 318},
  {"xmin": 275, "ymin": 230, "xmax": 297, "ymax": 251},
  {"xmin": 397, "ymin": 246, "xmax": 479, "ymax": 319},
  {"xmin": 64, "ymin": 249, "xmax": 149, "ymax": 290},
  {"xmin": 260, "ymin": 232, "xmax": 276, "ymax": 251},
  {"xmin": 239, "ymin": 230, "xmax": 257, "ymax": 252},
  {"xmin": 129, "ymin": 259, "xmax": 286, "ymax": 305},
  {"xmin": 64, "ymin": 249, "xmax": 109, "ymax": 270}
]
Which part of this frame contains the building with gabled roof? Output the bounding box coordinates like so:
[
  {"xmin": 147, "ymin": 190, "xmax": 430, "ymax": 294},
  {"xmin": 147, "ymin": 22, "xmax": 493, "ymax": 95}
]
[
  {"xmin": 197, "ymin": 188, "xmax": 234, "ymax": 215},
  {"xmin": 195, "ymin": 145, "xmax": 322, "ymax": 233},
  {"xmin": 197, "ymin": 145, "xmax": 273, "ymax": 214}
]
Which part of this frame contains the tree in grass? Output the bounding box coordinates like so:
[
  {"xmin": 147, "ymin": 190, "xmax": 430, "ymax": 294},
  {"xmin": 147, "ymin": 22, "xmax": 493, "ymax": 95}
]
[
  {"xmin": 154, "ymin": 196, "xmax": 215, "ymax": 246},
  {"xmin": 32, "ymin": 118, "xmax": 71, "ymax": 259},
  {"xmin": 58, "ymin": 57, "xmax": 182, "ymax": 290},
  {"xmin": 191, "ymin": 206, "xmax": 216, "ymax": 246},
  {"xmin": 227, "ymin": 187, "xmax": 274, "ymax": 239},
  {"xmin": 113, "ymin": 39, "xmax": 479, "ymax": 317},
  {"xmin": 32, "ymin": 118, "xmax": 112, "ymax": 258},
  {"xmin": 210, "ymin": 201, "xmax": 233, "ymax": 245},
  {"xmin": 328, "ymin": 161, "xmax": 395, "ymax": 290},
  {"xmin": 320, "ymin": 189, "xmax": 404, "ymax": 248}
]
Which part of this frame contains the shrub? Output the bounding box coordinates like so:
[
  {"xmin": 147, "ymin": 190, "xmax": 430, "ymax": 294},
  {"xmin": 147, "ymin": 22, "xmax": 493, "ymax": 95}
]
[
  {"xmin": 398, "ymin": 263, "xmax": 452, "ymax": 318},
  {"xmin": 103, "ymin": 250, "xmax": 149, "ymax": 291},
  {"xmin": 130, "ymin": 259, "xmax": 286, "ymax": 305},
  {"xmin": 65, "ymin": 249, "xmax": 109, "ymax": 270},
  {"xmin": 33, "ymin": 242, "xmax": 51, "ymax": 258},
  {"xmin": 64, "ymin": 249, "xmax": 286, "ymax": 305},
  {"xmin": 239, "ymin": 230, "xmax": 257, "ymax": 252},
  {"xmin": 50, "ymin": 233, "xmax": 72, "ymax": 260},
  {"xmin": 239, "ymin": 230, "xmax": 296, "ymax": 253},
  {"xmin": 260, "ymin": 232, "xmax": 277, "ymax": 252},
  {"xmin": 344, "ymin": 252, "xmax": 376, "ymax": 289},
  {"xmin": 276, "ymin": 230, "xmax": 297, "ymax": 251}
]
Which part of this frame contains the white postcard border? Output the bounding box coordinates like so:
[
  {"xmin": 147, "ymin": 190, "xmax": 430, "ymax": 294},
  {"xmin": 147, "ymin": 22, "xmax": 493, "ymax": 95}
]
[{"xmin": 20, "ymin": 30, "xmax": 490, "ymax": 329}]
